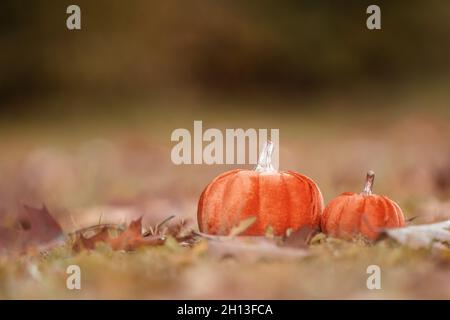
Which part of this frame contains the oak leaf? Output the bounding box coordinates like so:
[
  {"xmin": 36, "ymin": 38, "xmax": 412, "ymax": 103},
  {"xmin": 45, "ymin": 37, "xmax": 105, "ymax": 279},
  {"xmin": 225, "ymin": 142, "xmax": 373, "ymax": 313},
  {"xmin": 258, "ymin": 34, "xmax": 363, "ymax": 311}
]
[
  {"xmin": 72, "ymin": 217, "xmax": 167, "ymax": 252},
  {"xmin": 72, "ymin": 226, "xmax": 110, "ymax": 252},
  {"xmin": 107, "ymin": 217, "xmax": 164, "ymax": 251},
  {"xmin": 19, "ymin": 205, "xmax": 64, "ymax": 246},
  {"xmin": 0, "ymin": 205, "xmax": 64, "ymax": 253}
]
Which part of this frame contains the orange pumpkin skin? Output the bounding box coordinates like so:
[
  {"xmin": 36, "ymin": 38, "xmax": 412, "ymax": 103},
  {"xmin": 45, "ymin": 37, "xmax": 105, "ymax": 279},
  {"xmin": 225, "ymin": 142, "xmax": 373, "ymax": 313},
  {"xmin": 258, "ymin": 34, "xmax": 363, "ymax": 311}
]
[
  {"xmin": 197, "ymin": 169, "xmax": 324, "ymax": 236},
  {"xmin": 321, "ymin": 172, "xmax": 405, "ymax": 240}
]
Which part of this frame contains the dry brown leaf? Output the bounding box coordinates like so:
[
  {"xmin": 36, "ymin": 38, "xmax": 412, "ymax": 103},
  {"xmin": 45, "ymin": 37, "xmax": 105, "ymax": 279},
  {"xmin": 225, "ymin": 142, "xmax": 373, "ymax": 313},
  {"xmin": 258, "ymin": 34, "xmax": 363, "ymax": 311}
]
[
  {"xmin": 19, "ymin": 205, "xmax": 63, "ymax": 243},
  {"xmin": 281, "ymin": 226, "xmax": 320, "ymax": 248},
  {"xmin": 72, "ymin": 215, "xmax": 196, "ymax": 252},
  {"xmin": 72, "ymin": 227, "xmax": 110, "ymax": 252},
  {"xmin": 107, "ymin": 217, "xmax": 164, "ymax": 251},
  {"xmin": 0, "ymin": 205, "xmax": 65, "ymax": 254},
  {"xmin": 0, "ymin": 226, "xmax": 20, "ymax": 251},
  {"xmin": 166, "ymin": 219, "xmax": 197, "ymax": 245}
]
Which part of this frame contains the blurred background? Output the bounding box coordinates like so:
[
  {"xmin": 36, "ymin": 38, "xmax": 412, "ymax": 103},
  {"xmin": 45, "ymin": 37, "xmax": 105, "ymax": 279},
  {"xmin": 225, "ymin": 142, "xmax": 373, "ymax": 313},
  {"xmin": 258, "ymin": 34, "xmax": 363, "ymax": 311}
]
[{"xmin": 1, "ymin": 0, "xmax": 450, "ymax": 229}]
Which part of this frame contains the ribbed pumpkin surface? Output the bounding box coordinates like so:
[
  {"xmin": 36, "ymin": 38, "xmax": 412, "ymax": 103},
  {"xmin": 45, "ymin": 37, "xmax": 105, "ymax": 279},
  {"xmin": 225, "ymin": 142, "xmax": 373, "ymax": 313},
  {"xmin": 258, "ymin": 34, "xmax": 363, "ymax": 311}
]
[
  {"xmin": 321, "ymin": 192, "xmax": 405, "ymax": 240},
  {"xmin": 197, "ymin": 169, "xmax": 324, "ymax": 236}
]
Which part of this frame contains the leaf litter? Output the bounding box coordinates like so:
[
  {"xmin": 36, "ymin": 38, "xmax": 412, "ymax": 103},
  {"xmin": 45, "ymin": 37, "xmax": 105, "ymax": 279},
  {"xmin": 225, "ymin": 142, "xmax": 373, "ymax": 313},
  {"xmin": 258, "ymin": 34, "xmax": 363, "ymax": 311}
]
[{"xmin": 1, "ymin": 205, "xmax": 449, "ymax": 262}]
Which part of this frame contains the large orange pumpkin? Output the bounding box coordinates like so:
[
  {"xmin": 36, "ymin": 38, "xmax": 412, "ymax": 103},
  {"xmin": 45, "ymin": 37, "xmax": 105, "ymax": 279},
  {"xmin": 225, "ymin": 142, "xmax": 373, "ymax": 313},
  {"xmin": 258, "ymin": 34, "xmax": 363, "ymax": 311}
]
[
  {"xmin": 321, "ymin": 171, "xmax": 405, "ymax": 240},
  {"xmin": 197, "ymin": 141, "xmax": 324, "ymax": 236}
]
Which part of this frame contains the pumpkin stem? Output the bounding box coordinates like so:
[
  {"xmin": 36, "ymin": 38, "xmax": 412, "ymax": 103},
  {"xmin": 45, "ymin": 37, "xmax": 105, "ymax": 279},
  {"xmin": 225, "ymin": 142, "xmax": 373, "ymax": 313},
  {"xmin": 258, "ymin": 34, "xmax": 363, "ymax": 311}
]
[
  {"xmin": 255, "ymin": 140, "xmax": 276, "ymax": 173},
  {"xmin": 362, "ymin": 170, "xmax": 375, "ymax": 195}
]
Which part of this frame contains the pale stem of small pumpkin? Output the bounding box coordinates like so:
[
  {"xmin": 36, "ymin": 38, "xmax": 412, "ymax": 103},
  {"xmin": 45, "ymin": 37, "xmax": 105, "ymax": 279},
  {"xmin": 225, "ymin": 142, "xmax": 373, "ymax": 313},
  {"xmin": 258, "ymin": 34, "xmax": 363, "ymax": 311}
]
[
  {"xmin": 255, "ymin": 140, "xmax": 276, "ymax": 173},
  {"xmin": 362, "ymin": 170, "xmax": 375, "ymax": 195}
]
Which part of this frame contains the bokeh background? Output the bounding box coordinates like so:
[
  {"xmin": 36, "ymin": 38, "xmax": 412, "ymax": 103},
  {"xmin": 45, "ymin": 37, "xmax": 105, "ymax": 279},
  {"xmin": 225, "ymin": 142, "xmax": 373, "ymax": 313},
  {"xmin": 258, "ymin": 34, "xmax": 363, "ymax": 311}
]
[
  {"xmin": 1, "ymin": 0, "xmax": 450, "ymax": 228},
  {"xmin": 0, "ymin": 1, "xmax": 450, "ymax": 299}
]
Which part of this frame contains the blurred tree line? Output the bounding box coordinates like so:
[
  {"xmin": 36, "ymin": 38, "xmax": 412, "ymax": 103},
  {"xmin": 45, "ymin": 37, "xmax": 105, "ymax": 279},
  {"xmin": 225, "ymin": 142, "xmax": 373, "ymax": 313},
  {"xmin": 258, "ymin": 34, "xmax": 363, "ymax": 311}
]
[{"xmin": 1, "ymin": 0, "xmax": 450, "ymax": 109}]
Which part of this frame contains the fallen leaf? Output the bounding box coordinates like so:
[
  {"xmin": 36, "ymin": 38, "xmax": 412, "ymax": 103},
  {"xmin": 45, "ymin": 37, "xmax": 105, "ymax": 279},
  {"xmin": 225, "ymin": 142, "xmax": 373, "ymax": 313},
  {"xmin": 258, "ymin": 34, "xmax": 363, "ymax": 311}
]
[
  {"xmin": 107, "ymin": 217, "xmax": 164, "ymax": 251},
  {"xmin": 206, "ymin": 236, "xmax": 310, "ymax": 262},
  {"xmin": 309, "ymin": 232, "xmax": 327, "ymax": 245},
  {"xmin": 0, "ymin": 226, "xmax": 20, "ymax": 251},
  {"xmin": 264, "ymin": 225, "xmax": 274, "ymax": 238},
  {"xmin": 71, "ymin": 215, "xmax": 196, "ymax": 252},
  {"xmin": 19, "ymin": 205, "xmax": 64, "ymax": 246},
  {"xmin": 381, "ymin": 219, "xmax": 450, "ymax": 249},
  {"xmin": 229, "ymin": 216, "xmax": 257, "ymax": 237},
  {"xmin": 72, "ymin": 226, "xmax": 110, "ymax": 252},
  {"xmin": 0, "ymin": 205, "xmax": 65, "ymax": 254},
  {"xmin": 281, "ymin": 226, "xmax": 320, "ymax": 248}
]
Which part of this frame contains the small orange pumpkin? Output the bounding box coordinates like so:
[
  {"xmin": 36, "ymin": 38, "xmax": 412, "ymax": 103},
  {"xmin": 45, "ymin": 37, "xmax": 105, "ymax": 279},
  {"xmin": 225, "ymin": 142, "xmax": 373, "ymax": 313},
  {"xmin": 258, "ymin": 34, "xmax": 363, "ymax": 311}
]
[
  {"xmin": 197, "ymin": 141, "xmax": 324, "ymax": 236},
  {"xmin": 321, "ymin": 171, "xmax": 405, "ymax": 240}
]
